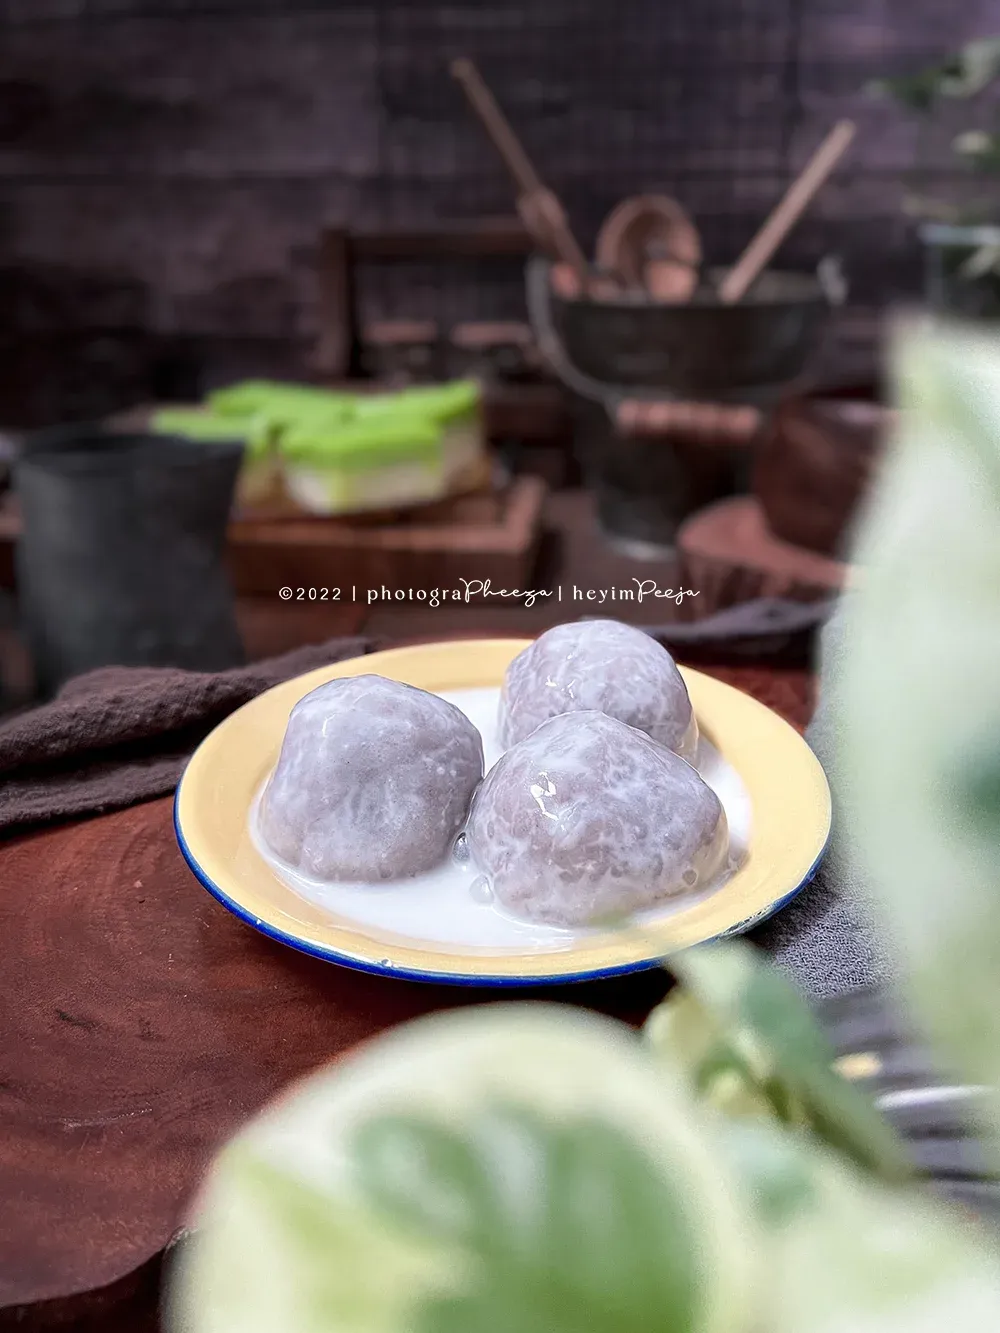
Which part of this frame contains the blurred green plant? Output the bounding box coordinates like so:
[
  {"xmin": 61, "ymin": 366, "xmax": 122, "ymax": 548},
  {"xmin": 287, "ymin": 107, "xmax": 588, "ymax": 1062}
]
[
  {"xmin": 169, "ymin": 323, "xmax": 1000, "ymax": 1331},
  {"xmin": 837, "ymin": 322, "xmax": 1000, "ymax": 1128},
  {"xmin": 868, "ymin": 37, "xmax": 1000, "ymax": 283},
  {"xmin": 646, "ymin": 941, "xmax": 912, "ymax": 1182}
]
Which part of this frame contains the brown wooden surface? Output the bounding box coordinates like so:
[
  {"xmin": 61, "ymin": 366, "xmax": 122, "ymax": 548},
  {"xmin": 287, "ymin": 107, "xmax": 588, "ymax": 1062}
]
[
  {"xmin": 0, "ymin": 483, "xmax": 818, "ymax": 1329},
  {"xmin": 450, "ymin": 321, "xmax": 533, "ymax": 351},
  {"xmin": 312, "ymin": 227, "xmax": 357, "ymax": 382},
  {"xmin": 0, "ymin": 660, "xmax": 812, "ymax": 1326},
  {"xmin": 226, "ymin": 475, "xmax": 546, "ymax": 596},
  {"xmin": 362, "ymin": 318, "xmax": 439, "ymax": 345},
  {"xmin": 236, "ymin": 596, "xmax": 367, "ymax": 662},
  {"xmin": 677, "ymin": 494, "xmax": 848, "ymax": 614},
  {"xmin": 360, "ymin": 488, "xmax": 701, "ymax": 640},
  {"xmin": 752, "ymin": 394, "xmax": 886, "ymax": 557}
]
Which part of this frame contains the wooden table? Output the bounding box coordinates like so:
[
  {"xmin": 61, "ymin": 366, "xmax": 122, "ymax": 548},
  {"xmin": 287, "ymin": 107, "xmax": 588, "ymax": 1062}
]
[
  {"xmin": 0, "ymin": 485, "xmax": 815, "ymax": 1330},
  {"xmin": 0, "ymin": 667, "xmax": 812, "ymax": 1332}
]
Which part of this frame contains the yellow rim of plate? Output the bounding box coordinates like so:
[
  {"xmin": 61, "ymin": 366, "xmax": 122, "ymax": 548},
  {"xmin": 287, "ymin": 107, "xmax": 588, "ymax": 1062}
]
[{"xmin": 174, "ymin": 639, "xmax": 831, "ymax": 985}]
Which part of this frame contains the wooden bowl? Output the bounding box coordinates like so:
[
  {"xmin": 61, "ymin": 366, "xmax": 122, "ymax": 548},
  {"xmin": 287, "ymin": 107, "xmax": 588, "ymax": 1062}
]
[
  {"xmin": 595, "ymin": 195, "xmax": 702, "ymax": 300},
  {"xmin": 753, "ymin": 390, "xmax": 888, "ymax": 558}
]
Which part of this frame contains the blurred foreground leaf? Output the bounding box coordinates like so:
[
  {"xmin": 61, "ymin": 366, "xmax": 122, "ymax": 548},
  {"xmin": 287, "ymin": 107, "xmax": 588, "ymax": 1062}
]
[
  {"xmin": 168, "ymin": 1000, "xmax": 1000, "ymax": 1333},
  {"xmin": 352, "ymin": 1106, "xmax": 700, "ymax": 1333},
  {"xmin": 838, "ymin": 322, "xmax": 1000, "ymax": 1143},
  {"xmin": 168, "ymin": 1148, "xmax": 450, "ymax": 1333},
  {"xmin": 168, "ymin": 1006, "xmax": 756, "ymax": 1333},
  {"xmin": 721, "ymin": 1119, "xmax": 1000, "ymax": 1333},
  {"xmin": 647, "ymin": 942, "xmax": 912, "ymax": 1182}
]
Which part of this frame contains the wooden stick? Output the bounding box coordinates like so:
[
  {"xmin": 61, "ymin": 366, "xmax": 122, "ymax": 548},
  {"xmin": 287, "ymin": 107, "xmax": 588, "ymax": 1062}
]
[
  {"xmin": 451, "ymin": 57, "xmax": 543, "ymax": 196},
  {"xmin": 451, "ymin": 57, "xmax": 592, "ymax": 287},
  {"xmin": 719, "ymin": 120, "xmax": 857, "ymax": 304}
]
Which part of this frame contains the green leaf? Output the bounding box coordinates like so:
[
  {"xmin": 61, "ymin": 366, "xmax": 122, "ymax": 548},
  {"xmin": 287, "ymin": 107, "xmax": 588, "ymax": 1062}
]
[
  {"xmin": 954, "ymin": 130, "xmax": 1000, "ymax": 174},
  {"xmin": 720, "ymin": 1119, "xmax": 1000, "ymax": 1333},
  {"xmin": 646, "ymin": 978, "xmax": 797, "ymax": 1123},
  {"xmin": 958, "ymin": 242, "xmax": 1000, "ymax": 280},
  {"xmin": 868, "ymin": 38, "xmax": 1000, "ymax": 113},
  {"xmin": 866, "ymin": 70, "xmax": 942, "ymax": 113},
  {"xmin": 940, "ymin": 37, "xmax": 1000, "ymax": 98},
  {"xmin": 353, "ymin": 1105, "xmax": 702, "ymax": 1333},
  {"xmin": 166, "ymin": 1147, "xmax": 453, "ymax": 1333},
  {"xmin": 168, "ymin": 1005, "xmax": 759, "ymax": 1333},
  {"xmin": 837, "ymin": 323, "xmax": 1000, "ymax": 1145},
  {"xmin": 650, "ymin": 942, "xmax": 912, "ymax": 1182}
]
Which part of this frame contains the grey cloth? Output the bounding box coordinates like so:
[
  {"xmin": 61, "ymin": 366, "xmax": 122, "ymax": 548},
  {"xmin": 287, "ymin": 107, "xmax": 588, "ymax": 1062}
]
[{"xmin": 750, "ymin": 599, "xmax": 893, "ymax": 1002}]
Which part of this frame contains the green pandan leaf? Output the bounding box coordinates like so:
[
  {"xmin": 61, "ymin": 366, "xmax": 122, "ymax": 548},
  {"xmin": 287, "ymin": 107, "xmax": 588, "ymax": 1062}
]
[
  {"xmin": 837, "ymin": 322, "xmax": 1000, "ymax": 1140},
  {"xmin": 649, "ymin": 942, "xmax": 911, "ymax": 1182},
  {"xmin": 167, "ymin": 1005, "xmax": 759, "ymax": 1333}
]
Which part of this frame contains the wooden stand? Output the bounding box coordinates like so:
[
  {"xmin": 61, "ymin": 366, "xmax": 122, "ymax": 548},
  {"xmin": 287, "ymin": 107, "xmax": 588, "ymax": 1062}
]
[
  {"xmin": 226, "ymin": 475, "xmax": 546, "ymax": 596},
  {"xmin": 677, "ymin": 495, "xmax": 849, "ymax": 615},
  {"xmin": 752, "ymin": 392, "xmax": 886, "ymax": 557},
  {"xmin": 312, "ymin": 220, "xmax": 572, "ymax": 457}
]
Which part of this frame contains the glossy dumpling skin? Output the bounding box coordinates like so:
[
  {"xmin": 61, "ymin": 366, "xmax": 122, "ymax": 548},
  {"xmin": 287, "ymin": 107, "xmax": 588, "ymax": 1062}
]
[
  {"xmin": 258, "ymin": 674, "xmax": 483, "ymax": 882},
  {"xmin": 466, "ymin": 710, "xmax": 727, "ymax": 927},
  {"xmin": 499, "ymin": 619, "xmax": 698, "ymax": 761}
]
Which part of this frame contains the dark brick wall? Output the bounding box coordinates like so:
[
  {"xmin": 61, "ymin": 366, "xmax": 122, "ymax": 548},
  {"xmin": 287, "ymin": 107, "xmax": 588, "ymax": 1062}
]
[{"xmin": 0, "ymin": 0, "xmax": 997, "ymax": 424}]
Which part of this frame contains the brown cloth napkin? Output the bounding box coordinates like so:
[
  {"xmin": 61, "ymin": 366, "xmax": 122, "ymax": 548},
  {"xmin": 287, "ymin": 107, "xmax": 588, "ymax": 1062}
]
[{"xmin": 0, "ymin": 637, "xmax": 372, "ymax": 837}]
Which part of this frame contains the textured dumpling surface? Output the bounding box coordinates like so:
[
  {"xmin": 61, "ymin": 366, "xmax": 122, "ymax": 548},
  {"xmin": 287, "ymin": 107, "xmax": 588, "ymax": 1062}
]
[
  {"xmin": 466, "ymin": 710, "xmax": 728, "ymax": 927},
  {"xmin": 499, "ymin": 619, "xmax": 698, "ymax": 759},
  {"xmin": 259, "ymin": 674, "xmax": 483, "ymax": 881}
]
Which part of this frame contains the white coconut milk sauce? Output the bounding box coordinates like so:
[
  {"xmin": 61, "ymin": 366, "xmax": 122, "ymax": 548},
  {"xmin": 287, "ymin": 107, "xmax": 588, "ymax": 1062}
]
[{"xmin": 248, "ymin": 686, "xmax": 752, "ymax": 955}]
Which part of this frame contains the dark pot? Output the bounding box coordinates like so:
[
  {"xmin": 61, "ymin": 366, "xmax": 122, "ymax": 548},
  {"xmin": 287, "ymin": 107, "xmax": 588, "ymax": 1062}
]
[
  {"xmin": 527, "ymin": 256, "xmax": 837, "ymax": 406},
  {"xmin": 921, "ymin": 223, "xmax": 1000, "ymax": 321},
  {"xmin": 14, "ymin": 426, "xmax": 246, "ymax": 695}
]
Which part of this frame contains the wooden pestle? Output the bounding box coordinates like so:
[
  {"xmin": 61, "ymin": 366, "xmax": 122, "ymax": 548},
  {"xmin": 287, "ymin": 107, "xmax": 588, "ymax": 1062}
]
[
  {"xmin": 719, "ymin": 120, "xmax": 857, "ymax": 304},
  {"xmin": 451, "ymin": 57, "xmax": 593, "ymax": 291}
]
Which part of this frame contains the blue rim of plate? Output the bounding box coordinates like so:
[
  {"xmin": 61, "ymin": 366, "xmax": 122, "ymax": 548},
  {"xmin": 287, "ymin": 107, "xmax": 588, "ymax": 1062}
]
[{"xmin": 173, "ymin": 792, "xmax": 828, "ymax": 988}]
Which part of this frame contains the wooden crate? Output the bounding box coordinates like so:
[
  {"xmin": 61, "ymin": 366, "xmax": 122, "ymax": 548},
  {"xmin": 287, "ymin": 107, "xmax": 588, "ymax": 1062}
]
[{"xmin": 225, "ymin": 474, "xmax": 546, "ymax": 597}]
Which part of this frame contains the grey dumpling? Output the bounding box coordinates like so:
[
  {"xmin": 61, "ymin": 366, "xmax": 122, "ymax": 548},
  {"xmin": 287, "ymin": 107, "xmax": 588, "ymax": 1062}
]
[
  {"xmin": 466, "ymin": 710, "xmax": 728, "ymax": 928},
  {"xmin": 499, "ymin": 619, "xmax": 698, "ymax": 759},
  {"xmin": 259, "ymin": 674, "xmax": 484, "ymax": 882}
]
